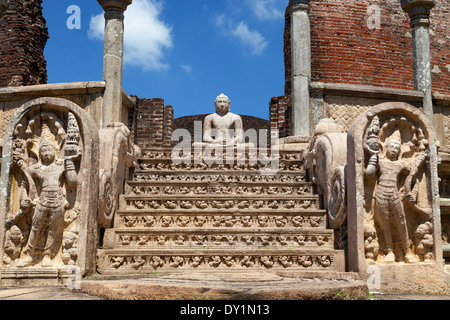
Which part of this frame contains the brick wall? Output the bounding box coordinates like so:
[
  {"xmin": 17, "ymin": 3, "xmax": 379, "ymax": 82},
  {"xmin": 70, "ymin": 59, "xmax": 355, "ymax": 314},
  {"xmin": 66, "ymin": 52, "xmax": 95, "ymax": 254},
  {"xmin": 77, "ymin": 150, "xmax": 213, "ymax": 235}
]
[
  {"xmin": 430, "ymin": 0, "xmax": 450, "ymax": 96},
  {"xmin": 0, "ymin": 0, "xmax": 48, "ymax": 87},
  {"xmin": 163, "ymin": 103, "xmax": 173, "ymax": 148},
  {"xmin": 276, "ymin": 0, "xmax": 449, "ymax": 136},
  {"xmin": 304, "ymin": 0, "xmax": 448, "ymax": 94},
  {"xmin": 134, "ymin": 98, "xmax": 173, "ymax": 150},
  {"xmin": 308, "ymin": 0, "xmax": 414, "ymax": 91},
  {"xmin": 270, "ymin": 96, "xmax": 290, "ymax": 138}
]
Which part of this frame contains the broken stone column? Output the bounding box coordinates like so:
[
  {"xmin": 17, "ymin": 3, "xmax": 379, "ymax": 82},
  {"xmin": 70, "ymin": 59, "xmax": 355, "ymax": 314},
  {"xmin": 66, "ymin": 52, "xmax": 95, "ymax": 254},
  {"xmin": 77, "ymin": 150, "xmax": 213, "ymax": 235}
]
[
  {"xmin": 400, "ymin": 0, "xmax": 436, "ymax": 125},
  {"xmin": 97, "ymin": 0, "xmax": 132, "ymax": 128},
  {"xmin": 288, "ymin": 0, "xmax": 311, "ymax": 137}
]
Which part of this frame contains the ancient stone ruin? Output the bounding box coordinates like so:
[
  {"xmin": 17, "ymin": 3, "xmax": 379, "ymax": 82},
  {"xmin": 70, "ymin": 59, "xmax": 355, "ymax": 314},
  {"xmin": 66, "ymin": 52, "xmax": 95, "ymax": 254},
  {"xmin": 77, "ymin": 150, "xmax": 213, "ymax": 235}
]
[
  {"xmin": 0, "ymin": 0, "xmax": 449, "ymax": 295},
  {"xmin": 97, "ymin": 94, "xmax": 345, "ymax": 274}
]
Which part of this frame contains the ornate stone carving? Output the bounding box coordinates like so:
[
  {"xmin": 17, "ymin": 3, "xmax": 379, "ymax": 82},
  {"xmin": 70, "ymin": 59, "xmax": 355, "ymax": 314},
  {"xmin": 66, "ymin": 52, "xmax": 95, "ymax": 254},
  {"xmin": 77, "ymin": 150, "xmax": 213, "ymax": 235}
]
[
  {"xmin": 98, "ymin": 123, "xmax": 141, "ymax": 228},
  {"xmin": 0, "ymin": 97, "xmax": 100, "ymax": 274},
  {"xmin": 125, "ymin": 198, "xmax": 318, "ymax": 211},
  {"xmin": 103, "ymin": 253, "xmax": 339, "ymax": 271},
  {"xmin": 115, "ymin": 213, "xmax": 325, "ymax": 230},
  {"xmin": 138, "ymin": 161, "xmax": 303, "ymax": 172},
  {"xmin": 328, "ymin": 165, "xmax": 347, "ymax": 229},
  {"xmin": 5, "ymin": 112, "xmax": 81, "ymax": 267},
  {"xmin": 347, "ymin": 102, "xmax": 442, "ymax": 273},
  {"xmin": 304, "ymin": 118, "xmax": 348, "ymax": 248},
  {"xmin": 363, "ymin": 112, "xmax": 434, "ymax": 263}
]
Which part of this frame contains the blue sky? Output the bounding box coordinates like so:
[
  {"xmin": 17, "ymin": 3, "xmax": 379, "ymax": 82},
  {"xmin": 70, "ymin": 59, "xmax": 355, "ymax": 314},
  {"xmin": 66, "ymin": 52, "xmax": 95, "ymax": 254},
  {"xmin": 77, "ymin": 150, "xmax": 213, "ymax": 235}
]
[{"xmin": 42, "ymin": 0, "xmax": 289, "ymax": 120}]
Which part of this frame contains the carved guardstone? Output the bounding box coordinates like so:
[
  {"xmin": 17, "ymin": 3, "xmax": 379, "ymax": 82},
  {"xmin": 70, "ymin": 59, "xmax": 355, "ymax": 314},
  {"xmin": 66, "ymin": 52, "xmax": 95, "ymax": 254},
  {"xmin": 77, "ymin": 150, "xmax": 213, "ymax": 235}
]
[
  {"xmin": 347, "ymin": 102, "xmax": 444, "ymax": 292},
  {"xmin": 0, "ymin": 97, "xmax": 99, "ymax": 283}
]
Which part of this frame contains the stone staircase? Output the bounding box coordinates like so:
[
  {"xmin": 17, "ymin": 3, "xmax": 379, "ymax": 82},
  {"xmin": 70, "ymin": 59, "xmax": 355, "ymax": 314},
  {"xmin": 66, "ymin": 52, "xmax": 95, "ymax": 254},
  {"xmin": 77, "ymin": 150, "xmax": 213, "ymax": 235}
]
[{"xmin": 97, "ymin": 148, "xmax": 345, "ymax": 275}]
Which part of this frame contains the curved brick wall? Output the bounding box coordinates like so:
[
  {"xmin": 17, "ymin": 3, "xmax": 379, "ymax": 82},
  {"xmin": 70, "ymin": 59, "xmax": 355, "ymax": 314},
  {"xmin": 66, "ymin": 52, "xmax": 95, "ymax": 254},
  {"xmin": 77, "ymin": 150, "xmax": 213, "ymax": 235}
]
[
  {"xmin": 0, "ymin": 0, "xmax": 48, "ymax": 87},
  {"xmin": 285, "ymin": 0, "xmax": 449, "ymax": 96}
]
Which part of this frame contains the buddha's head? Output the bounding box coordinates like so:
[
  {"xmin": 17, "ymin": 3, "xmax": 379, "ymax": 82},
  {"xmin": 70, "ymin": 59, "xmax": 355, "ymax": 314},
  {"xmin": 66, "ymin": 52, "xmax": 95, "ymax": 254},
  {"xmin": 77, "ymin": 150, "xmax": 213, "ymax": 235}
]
[{"xmin": 215, "ymin": 93, "xmax": 230, "ymax": 114}]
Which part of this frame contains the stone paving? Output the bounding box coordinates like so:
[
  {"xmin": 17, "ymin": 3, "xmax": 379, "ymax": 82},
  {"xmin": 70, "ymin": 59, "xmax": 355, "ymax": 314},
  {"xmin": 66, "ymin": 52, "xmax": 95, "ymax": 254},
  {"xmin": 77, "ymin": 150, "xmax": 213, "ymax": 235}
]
[
  {"xmin": 0, "ymin": 286, "xmax": 103, "ymax": 300},
  {"xmin": 1, "ymin": 273, "xmax": 449, "ymax": 300},
  {"xmin": 1, "ymin": 285, "xmax": 450, "ymax": 300}
]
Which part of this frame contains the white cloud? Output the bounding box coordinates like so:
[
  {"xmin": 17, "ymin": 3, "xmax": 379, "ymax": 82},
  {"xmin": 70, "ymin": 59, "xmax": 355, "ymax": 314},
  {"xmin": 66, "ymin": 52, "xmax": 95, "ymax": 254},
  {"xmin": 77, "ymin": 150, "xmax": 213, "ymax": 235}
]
[
  {"xmin": 180, "ymin": 64, "xmax": 193, "ymax": 74},
  {"xmin": 88, "ymin": 0, "xmax": 173, "ymax": 71},
  {"xmin": 245, "ymin": 0, "xmax": 284, "ymax": 20},
  {"xmin": 88, "ymin": 14, "xmax": 104, "ymax": 40},
  {"xmin": 211, "ymin": 13, "xmax": 231, "ymax": 29},
  {"xmin": 231, "ymin": 21, "xmax": 268, "ymax": 55},
  {"xmin": 212, "ymin": 14, "xmax": 269, "ymax": 56}
]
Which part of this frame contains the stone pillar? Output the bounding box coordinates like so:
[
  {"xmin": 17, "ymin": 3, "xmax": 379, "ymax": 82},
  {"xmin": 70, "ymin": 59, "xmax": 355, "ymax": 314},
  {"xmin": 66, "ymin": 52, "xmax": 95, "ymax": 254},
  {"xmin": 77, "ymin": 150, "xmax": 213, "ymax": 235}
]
[
  {"xmin": 97, "ymin": 0, "xmax": 132, "ymax": 128},
  {"xmin": 400, "ymin": 0, "xmax": 436, "ymax": 125},
  {"xmin": 288, "ymin": 0, "xmax": 311, "ymax": 137}
]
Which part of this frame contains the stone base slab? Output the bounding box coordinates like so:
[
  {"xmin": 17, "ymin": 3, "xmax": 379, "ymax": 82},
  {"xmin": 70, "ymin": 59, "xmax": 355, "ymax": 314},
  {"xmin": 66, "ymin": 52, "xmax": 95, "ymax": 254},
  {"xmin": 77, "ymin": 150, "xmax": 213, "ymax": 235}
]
[
  {"xmin": 0, "ymin": 267, "xmax": 71, "ymax": 287},
  {"xmin": 361, "ymin": 263, "xmax": 450, "ymax": 295},
  {"xmin": 80, "ymin": 272, "xmax": 367, "ymax": 300}
]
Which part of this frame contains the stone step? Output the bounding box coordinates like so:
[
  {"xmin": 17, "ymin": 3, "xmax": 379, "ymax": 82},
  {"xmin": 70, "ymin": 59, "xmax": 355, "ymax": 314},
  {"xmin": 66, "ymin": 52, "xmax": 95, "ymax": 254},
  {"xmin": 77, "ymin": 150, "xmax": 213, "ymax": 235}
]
[
  {"xmin": 141, "ymin": 148, "xmax": 303, "ymax": 160},
  {"xmin": 126, "ymin": 181, "xmax": 314, "ymax": 197},
  {"xmin": 136, "ymin": 161, "xmax": 305, "ymax": 173},
  {"xmin": 120, "ymin": 196, "xmax": 320, "ymax": 212},
  {"xmin": 114, "ymin": 210, "xmax": 327, "ymax": 229},
  {"xmin": 103, "ymin": 228, "xmax": 335, "ymax": 249},
  {"xmin": 123, "ymin": 192, "xmax": 317, "ymax": 198},
  {"xmin": 132, "ymin": 170, "xmax": 308, "ymax": 184},
  {"xmin": 96, "ymin": 248, "xmax": 346, "ymax": 274}
]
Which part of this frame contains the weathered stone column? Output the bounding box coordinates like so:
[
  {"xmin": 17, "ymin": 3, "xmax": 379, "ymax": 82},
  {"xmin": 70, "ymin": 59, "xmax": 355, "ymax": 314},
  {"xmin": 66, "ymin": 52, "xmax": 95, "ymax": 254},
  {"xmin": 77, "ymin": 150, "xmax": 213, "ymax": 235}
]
[
  {"xmin": 400, "ymin": 0, "xmax": 436, "ymax": 125},
  {"xmin": 288, "ymin": 0, "xmax": 311, "ymax": 137},
  {"xmin": 97, "ymin": 0, "xmax": 132, "ymax": 128}
]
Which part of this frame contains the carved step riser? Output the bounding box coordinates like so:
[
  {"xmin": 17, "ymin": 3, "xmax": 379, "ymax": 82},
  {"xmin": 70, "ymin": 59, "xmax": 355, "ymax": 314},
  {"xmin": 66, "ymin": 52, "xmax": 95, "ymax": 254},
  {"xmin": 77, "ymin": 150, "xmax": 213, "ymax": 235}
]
[
  {"xmin": 126, "ymin": 183, "xmax": 314, "ymax": 197},
  {"xmin": 138, "ymin": 162, "xmax": 304, "ymax": 172},
  {"xmin": 121, "ymin": 198, "xmax": 319, "ymax": 211},
  {"xmin": 104, "ymin": 231, "xmax": 335, "ymax": 249},
  {"xmin": 97, "ymin": 250, "xmax": 345, "ymax": 273},
  {"xmin": 133, "ymin": 172, "xmax": 307, "ymax": 184},
  {"xmin": 115, "ymin": 213, "xmax": 327, "ymax": 229},
  {"xmin": 140, "ymin": 150, "xmax": 303, "ymax": 161}
]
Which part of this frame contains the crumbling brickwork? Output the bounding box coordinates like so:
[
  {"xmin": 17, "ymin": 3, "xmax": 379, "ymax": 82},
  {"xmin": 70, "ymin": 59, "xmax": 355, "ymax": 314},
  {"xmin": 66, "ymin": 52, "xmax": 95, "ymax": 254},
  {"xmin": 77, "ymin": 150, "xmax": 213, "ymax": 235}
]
[
  {"xmin": 0, "ymin": 0, "xmax": 48, "ymax": 87},
  {"xmin": 270, "ymin": 96, "xmax": 290, "ymax": 138},
  {"xmin": 430, "ymin": 0, "xmax": 450, "ymax": 96},
  {"xmin": 135, "ymin": 98, "xmax": 173, "ymax": 150},
  {"xmin": 277, "ymin": 0, "xmax": 450, "ymax": 136},
  {"xmin": 286, "ymin": 0, "xmax": 449, "ymax": 95},
  {"xmin": 308, "ymin": 0, "xmax": 414, "ymax": 91}
]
